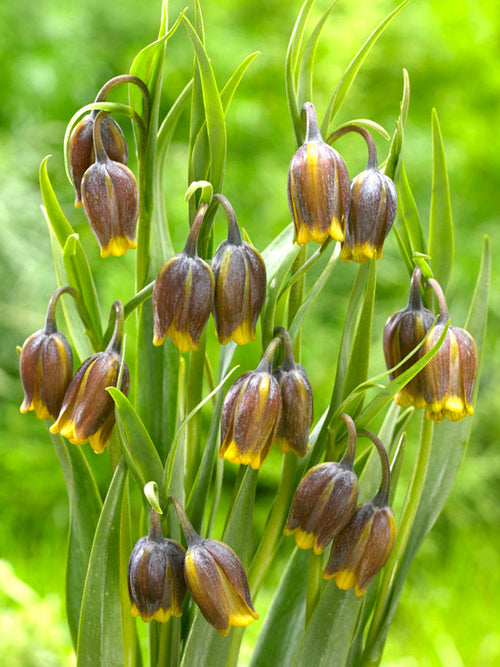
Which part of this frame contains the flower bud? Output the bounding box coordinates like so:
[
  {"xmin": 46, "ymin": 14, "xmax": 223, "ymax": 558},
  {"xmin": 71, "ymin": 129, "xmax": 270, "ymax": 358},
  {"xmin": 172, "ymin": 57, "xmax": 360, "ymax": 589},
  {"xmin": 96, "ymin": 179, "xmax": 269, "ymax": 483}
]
[
  {"xmin": 220, "ymin": 339, "xmax": 282, "ymax": 470},
  {"xmin": 69, "ymin": 112, "xmax": 128, "ymax": 208},
  {"xmin": 152, "ymin": 204, "xmax": 214, "ymax": 353},
  {"xmin": 81, "ymin": 112, "xmax": 138, "ymax": 258},
  {"xmin": 383, "ymin": 268, "xmax": 435, "ymax": 409},
  {"xmin": 341, "ymin": 168, "xmax": 397, "ymax": 263},
  {"xmin": 272, "ymin": 327, "xmax": 313, "ymax": 457},
  {"xmin": 50, "ymin": 301, "xmax": 129, "ymax": 453},
  {"xmin": 287, "ymin": 102, "xmax": 350, "ymax": 246},
  {"xmin": 422, "ymin": 322, "xmax": 477, "ymax": 423},
  {"xmin": 19, "ymin": 287, "xmax": 74, "ymax": 421},
  {"xmin": 128, "ymin": 510, "xmax": 186, "ymax": 623},
  {"xmin": 324, "ymin": 429, "xmax": 396, "ymax": 596},
  {"xmin": 284, "ymin": 414, "xmax": 358, "ymax": 554},
  {"xmin": 211, "ymin": 194, "xmax": 266, "ymax": 345},
  {"xmin": 172, "ymin": 498, "xmax": 258, "ymax": 637}
]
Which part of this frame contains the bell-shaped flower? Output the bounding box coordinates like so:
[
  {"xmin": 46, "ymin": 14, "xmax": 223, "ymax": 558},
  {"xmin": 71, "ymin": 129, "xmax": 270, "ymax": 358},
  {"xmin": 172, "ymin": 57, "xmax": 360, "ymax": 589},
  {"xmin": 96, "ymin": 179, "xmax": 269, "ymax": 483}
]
[
  {"xmin": 128, "ymin": 510, "xmax": 186, "ymax": 623},
  {"xmin": 50, "ymin": 301, "xmax": 129, "ymax": 453},
  {"xmin": 211, "ymin": 194, "xmax": 266, "ymax": 345},
  {"xmin": 172, "ymin": 498, "xmax": 258, "ymax": 637},
  {"xmin": 421, "ymin": 278, "xmax": 477, "ymax": 422},
  {"xmin": 383, "ymin": 267, "xmax": 435, "ymax": 409},
  {"xmin": 152, "ymin": 203, "xmax": 214, "ymax": 353},
  {"xmin": 327, "ymin": 125, "xmax": 396, "ymax": 263},
  {"xmin": 287, "ymin": 102, "xmax": 350, "ymax": 246},
  {"xmin": 324, "ymin": 429, "xmax": 396, "ymax": 596},
  {"xmin": 272, "ymin": 327, "xmax": 313, "ymax": 457},
  {"xmin": 220, "ymin": 337, "xmax": 282, "ymax": 470},
  {"xmin": 284, "ymin": 414, "xmax": 358, "ymax": 554},
  {"xmin": 19, "ymin": 286, "xmax": 74, "ymax": 420},
  {"xmin": 81, "ymin": 112, "xmax": 138, "ymax": 258},
  {"xmin": 69, "ymin": 111, "xmax": 128, "ymax": 208}
]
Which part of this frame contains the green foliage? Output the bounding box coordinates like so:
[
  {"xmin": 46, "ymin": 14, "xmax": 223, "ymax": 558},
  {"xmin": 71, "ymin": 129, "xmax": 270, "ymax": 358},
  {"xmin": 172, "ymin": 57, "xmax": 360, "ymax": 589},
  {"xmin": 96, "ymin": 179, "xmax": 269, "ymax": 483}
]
[{"xmin": 2, "ymin": 0, "xmax": 497, "ymax": 665}]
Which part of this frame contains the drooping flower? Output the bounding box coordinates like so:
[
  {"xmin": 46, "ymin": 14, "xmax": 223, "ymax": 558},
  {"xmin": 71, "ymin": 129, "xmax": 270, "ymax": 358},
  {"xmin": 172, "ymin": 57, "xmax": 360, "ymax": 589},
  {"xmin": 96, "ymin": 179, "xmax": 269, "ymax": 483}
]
[
  {"xmin": 81, "ymin": 111, "xmax": 138, "ymax": 258},
  {"xmin": 328, "ymin": 125, "xmax": 397, "ymax": 263},
  {"xmin": 383, "ymin": 267, "xmax": 435, "ymax": 409},
  {"xmin": 220, "ymin": 337, "xmax": 282, "ymax": 469},
  {"xmin": 287, "ymin": 102, "xmax": 351, "ymax": 246},
  {"xmin": 284, "ymin": 414, "xmax": 358, "ymax": 554},
  {"xmin": 421, "ymin": 278, "xmax": 477, "ymax": 422},
  {"xmin": 272, "ymin": 327, "xmax": 313, "ymax": 457},
  {"xmin": 19, "ymin": 286, "xmax": 74, "ymax": 420},
  {"xmin": 172, "ymin": 498, "xmax": 258, "ymax": 636},
  {"xmin": 152, "ymin": 203, "xmax": 214, "ymax": 353},
  {"xmin": 128, "ymin": 510, "xmax": 186, "ymax": 623},
  {"xmin": 211, "ymin": 194, "xmax": 266, "ymax": 345},
  {"xmin": 324, "ymin": 429, "xmax": 396, "ymax": 596},
  {"xmin": 68, "ymin": 111, "xmax": 128, "ymax": 208},
  {"xmin": 50, "ymin": 301, "xmax": 129, "ymax": 453}
]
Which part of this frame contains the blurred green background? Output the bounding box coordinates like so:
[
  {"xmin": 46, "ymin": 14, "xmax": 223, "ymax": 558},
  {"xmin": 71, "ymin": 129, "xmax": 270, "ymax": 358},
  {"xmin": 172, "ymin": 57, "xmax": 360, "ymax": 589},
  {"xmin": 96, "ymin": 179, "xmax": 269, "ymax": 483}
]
[{"xmin": 1, "ymin": 0, "xmax": 498, "ymax": 665}]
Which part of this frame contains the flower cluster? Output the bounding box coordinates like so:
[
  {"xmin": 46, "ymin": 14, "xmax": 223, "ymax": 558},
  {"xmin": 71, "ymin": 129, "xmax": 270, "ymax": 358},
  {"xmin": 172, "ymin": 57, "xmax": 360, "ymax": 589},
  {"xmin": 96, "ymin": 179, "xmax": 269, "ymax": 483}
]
[
  {"xmin": 220, "ymin": 327, "xmax": 313, "ymax": 469},
  {"xmin": 19, "ymin": 288, "xmax": 129, "ymax": 453},
  {"xmin": 67, "ymin": 76, "xmax": 148, "ymax": 257},
  {"xmin": 128, "ymin": 501, "xmax": 258, "ymax": 637},
  {"xmin": 288, "ymin": 103, "xmax": 397, "ymax": 262},
  {"xmin": 153, "ymin": 194, "xmax": 266, "ymax": 352},
  {"xmin": 285, "ymin": 416, "xmax": 396, "ymax": 596},
  {"xmin": 384, "ymin": 267, "xmax": 477, "ymax": 422}
]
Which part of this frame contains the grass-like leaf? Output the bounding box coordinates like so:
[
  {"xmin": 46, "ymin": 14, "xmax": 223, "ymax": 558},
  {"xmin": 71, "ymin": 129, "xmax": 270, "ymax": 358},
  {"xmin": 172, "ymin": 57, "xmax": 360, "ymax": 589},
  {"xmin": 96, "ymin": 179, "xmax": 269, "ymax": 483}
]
[
  {"xmin": 429, "ymin": 108, "xmax": 454, "ymax": 291},
  {"xmin": 384, "ymin": 68, "xmax": 410, "ymax": 182},
  {"xmin": 321, "ymin": 0, "xmax": 411, "ymax": 136},
  {"xmin": 108, "ymin": 387, "xmax": 164, "ymax": 491},
  {"xmin": 63, "ymin": 234, "xmax": 103, "ymax": 350},
  {"xmin": 286, "ymin": 0, "xmax": 316, "ymax": 146},
  {"xmin": 77, "ymin": 459, "xmax": 127, "ymax": 666},
  {"xmin": 50, "ymin": 433, "xmax": 102, "ymax": 648},
  {"xmin": 40, "ymin": 156, "xmax": 74, "ymax": 247}
]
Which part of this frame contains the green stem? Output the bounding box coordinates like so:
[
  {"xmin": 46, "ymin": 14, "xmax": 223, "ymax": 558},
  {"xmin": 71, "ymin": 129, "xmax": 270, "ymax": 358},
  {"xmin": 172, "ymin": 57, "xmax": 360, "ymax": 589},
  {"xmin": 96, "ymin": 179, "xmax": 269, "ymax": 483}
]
[
  {"xmin": 287, "ymin": 246, "xmax": 307, "ymax": 361},
  {"xmin": 248, "ymin": 452, "xmax": 298, "ymax": 594},
  {"xmin": 363, "ymin": 414, "xmax": 434, "ymax": 660},
  {"xmin": 156, "ymin": 622, "xmax": 170, "ymax": 667},
  {"xmin": 123, "ymin": 281, "xmax": 154, "ymax": 320},
  {"xmin": 279, "ymin": 238, "xmax": 331, "ymax": 301},
  {"xmin": 185, "ymin": 331, "xmax": 207, "ymax": 492},
  {"xmin": 305, "ymin": 551, "xmax": 323, "ymax": 626}
]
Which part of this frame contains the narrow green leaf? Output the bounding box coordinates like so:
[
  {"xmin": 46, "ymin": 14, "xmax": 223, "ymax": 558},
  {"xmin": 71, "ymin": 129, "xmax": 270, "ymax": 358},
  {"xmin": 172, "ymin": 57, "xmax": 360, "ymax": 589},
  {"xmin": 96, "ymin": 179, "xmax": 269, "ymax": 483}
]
[
  {"xmin": 250, "ymin": 549, "xmax": 309, "ymax": 667},
  {"xmin": 288, "ymin": 243, "xmax": 341, "ymax": 342},
  {"xmin": 129, "ymin": 13, "xmax": 185, "ymax": 119},
  {"xmin": 63, "ymin": 234, "xmax": 103, "ymax": 349},
  {"xmin": 187, "ymin": 342, "xmax": 238, "ymax": 533},
  {"xmin": 189, "ymin": 51, "xmax": 260, "ymax": 187},
  {"xmin": 135, "ymin": 306, "xmax": 179, "ymax": 463},
  {"xmin": 321, "ymin": 0, "xmax": 411, "ymax": 135},
  {"xmin": 108, "ymin": 387, "xmax": 164, "ymax": 490},
  {"xmin": 50, "ymin": 433, "xmax": 102, "ymax": 648},
  {"xmin": 342, "ymin": 258, "xmax": 377, "ymax": 401},
  {"xmin": 40, "ymin": 156, "xmax": 74, "ymax": 247},
  {"xmin": 261, "ymin": 225, "xmax": 301, "ymax": 347},
  {"xmin": 397, "ymin": 162, "xmax": 426, "ymax": 260},
  {"xmin": 286, "ymin": 0, "xmax": 316, "ymax": 146},
  {"xmin": 429, "ymin": 108, "xmax": 454, "ymax": 291},
  {"xmin": 183, "ymin": 16, "xmax": 226, "ymax": 195},
  {"xmin": 384, "ymin": 68, "xmax": 410, "ymax": 182},
  {"xmin": 293, "ymin": 584, "xmax": 362, "ymax": 666},
  {"xmin": 334, "ymin": 118, "xmax": 391, "ymax": 141},
  {"xmin": 297, "ymin": 1, "xmax": 337, "ymax": 108},
  {"xmin": 77, "ymin": 459, "xmax": 127, "ymax": 666}
]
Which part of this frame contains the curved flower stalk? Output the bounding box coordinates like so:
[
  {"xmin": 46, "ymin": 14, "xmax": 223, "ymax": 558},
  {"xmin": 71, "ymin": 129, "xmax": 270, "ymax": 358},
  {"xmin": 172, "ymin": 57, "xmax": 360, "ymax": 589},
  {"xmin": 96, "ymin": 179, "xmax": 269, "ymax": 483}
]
[{"xmin": 50, "ymin": 301, "xmax": 129, "ymax": 453}]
